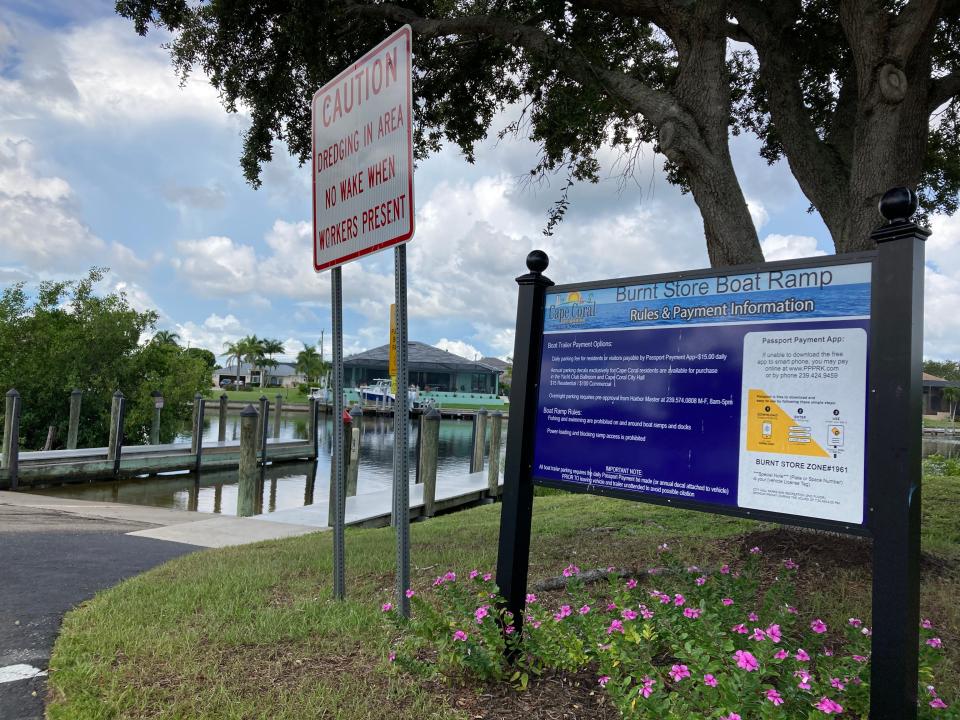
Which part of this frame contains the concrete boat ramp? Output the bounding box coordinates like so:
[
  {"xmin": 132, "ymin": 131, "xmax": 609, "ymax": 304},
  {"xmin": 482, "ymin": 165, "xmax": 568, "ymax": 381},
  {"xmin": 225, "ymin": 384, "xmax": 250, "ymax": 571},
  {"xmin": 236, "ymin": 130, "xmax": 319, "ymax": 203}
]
[{"xmin": 0, "ymin": 470, "xmax": 499, "ymax": 548}]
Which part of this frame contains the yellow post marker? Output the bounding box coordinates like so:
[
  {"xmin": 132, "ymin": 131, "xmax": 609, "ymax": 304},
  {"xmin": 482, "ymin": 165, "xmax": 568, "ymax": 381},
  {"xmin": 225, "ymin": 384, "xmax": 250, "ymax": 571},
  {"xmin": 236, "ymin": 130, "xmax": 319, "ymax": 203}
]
[{"xmin": 389, "ymin": 302, "xmax": 397, "ymax": 395}]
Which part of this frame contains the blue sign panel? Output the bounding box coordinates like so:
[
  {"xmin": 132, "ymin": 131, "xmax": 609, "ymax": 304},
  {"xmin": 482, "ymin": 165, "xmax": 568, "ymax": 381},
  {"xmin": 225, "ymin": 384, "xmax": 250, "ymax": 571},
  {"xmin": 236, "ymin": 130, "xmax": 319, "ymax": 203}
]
[{"xmin": 533, "ymin": 261, "xmax": 872, "ymax": 525}]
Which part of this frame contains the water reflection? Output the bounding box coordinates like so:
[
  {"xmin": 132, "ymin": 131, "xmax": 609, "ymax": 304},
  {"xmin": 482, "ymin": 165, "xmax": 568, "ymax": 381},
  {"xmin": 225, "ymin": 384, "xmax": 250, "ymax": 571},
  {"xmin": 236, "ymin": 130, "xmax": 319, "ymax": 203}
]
[
  {"xmin": 34, "ymin": 413, "xmax": 500, "ymax": 516},
  {"xmin": 922, "ymin": 436, "xmax": 960, "ymax": 459}
]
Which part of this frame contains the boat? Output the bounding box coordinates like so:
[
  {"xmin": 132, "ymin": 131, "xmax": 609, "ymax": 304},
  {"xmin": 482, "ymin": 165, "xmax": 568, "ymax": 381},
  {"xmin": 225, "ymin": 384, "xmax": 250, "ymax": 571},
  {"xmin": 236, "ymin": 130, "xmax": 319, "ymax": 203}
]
[{"xmin": 359, "ymin": 378, "xmax": 419, "ymax": 407}]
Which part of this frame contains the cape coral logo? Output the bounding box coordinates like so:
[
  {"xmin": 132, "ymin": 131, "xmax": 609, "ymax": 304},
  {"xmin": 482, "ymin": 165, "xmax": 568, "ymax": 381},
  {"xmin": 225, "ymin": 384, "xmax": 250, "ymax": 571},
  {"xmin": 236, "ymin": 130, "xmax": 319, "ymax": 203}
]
[{"xmin": 548, "ymin": 291, "xmax": 597, "ymax": 325}]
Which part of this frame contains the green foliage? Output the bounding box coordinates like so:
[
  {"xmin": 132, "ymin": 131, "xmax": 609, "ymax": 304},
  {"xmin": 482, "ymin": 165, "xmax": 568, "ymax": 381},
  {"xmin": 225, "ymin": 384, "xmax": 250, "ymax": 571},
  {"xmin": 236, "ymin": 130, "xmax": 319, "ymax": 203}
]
[
  {"xmin": 389, "ymin": 552, "xmax": 957, "ymax": 718},
  {"xmin": 183, "ymin": 346, "xmax": 217, "ymax": 370},
  {"xmin": 924, "ymin": 360, "xmax": 960, "ymax": 382},
  {"xmin": 0, "ymin": 269, "xmax": 210, "ymax": 448}
]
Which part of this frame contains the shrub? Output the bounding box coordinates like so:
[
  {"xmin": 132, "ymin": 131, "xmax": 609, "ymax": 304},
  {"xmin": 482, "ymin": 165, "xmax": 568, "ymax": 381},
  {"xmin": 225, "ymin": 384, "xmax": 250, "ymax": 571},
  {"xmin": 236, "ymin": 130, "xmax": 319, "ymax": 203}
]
[{"xmin": 385, "ymin": 548, "xmax": 956, "ymax": 718}]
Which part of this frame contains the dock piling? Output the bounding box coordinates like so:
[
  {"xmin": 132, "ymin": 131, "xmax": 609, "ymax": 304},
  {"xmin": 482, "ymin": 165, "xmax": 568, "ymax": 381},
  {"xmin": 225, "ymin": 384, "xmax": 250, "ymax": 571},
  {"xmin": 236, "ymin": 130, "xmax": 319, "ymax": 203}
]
[
  {"xmin": 67, "ymin": 389, "xmax": 81, "ymax": 450},
  {"xmin": 218, "ymin": 393, "xmax": 228, "ymax": 442},
  {"xmin": 309, "ymin": 397, "xmax": 318, "ymax": 459},
  {"xmin": 43, "ymin": 426, "xmax": 57, "ymax": 451},
  {"xmin": 150, "ymin": 390, "xmax": 163, "ymax": 446},
  {"xmin": 346, "ymin": 427, "xmax": 360, "ymax": 496},
  {"xmin": 260, "ymin": 397, "xmax": 270, "ymax": 462},
  {"xmin": 237, "ymin": 404, "xmax": 259, "ymax": 517},
  {"xmin": 2, "ymin": 389, "xmax": 16, "ymax": 469},
  {"xmin": 107, "ymin": 391, "xmax": 124, "ymax": 461},
  {"xmin": 257, "ymin": 395, "xmax": 268, "ymax": 451},
  {"xmin": 194, "ymin": 397, "xmax": 206, "ymax": 473},
  {"xmin": 273, "ymin": 394, "xmax": 283, "ymax": 439},
  {"xmin": 190, "ymin": 393, "xmax": 203, "ymax": 454},
  {"xmin": 470, "ymin": 408, "xmax": 488, "ymax": 473},
  {"xmin": 419, "ymin": 408, "xmax": 440, "ymax": 517},
  {"xmin": 487, "ymin": 410, "xmax": 503, "ymax": 496}
]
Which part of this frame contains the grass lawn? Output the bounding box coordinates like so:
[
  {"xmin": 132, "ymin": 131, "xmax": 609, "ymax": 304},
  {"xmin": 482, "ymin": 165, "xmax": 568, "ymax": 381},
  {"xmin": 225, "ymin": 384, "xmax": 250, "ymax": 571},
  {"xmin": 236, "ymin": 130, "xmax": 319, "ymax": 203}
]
[
  {"xmin": 923, "ymin": 417, "xmax": 960, "ymax": 429},
  {"xmin": 216, "ymin": 387, "xmax": 310, "ymax": 404},
  {"xmin": 47, "ymin": 475, "xmax": 959, "ymax": 719}
]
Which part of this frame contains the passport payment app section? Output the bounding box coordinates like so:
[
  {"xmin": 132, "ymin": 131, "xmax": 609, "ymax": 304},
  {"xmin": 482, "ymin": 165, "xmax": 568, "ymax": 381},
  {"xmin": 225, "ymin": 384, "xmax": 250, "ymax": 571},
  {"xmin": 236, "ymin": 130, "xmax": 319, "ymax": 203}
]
[{"xmin": 533, "ymin": 262, "xmax": 871, "ymax": 525}]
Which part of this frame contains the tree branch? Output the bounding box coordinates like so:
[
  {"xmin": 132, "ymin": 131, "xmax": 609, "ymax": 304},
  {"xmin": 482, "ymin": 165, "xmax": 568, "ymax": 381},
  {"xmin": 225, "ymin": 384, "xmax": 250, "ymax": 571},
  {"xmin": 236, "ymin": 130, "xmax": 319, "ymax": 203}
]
[
  {"xmin": 889, "ymin": 0, "xmax": 942, "ymax": 63},
  {"xmin": 930, "ymin": 71, "xmax": 960, "ymax": 113}
]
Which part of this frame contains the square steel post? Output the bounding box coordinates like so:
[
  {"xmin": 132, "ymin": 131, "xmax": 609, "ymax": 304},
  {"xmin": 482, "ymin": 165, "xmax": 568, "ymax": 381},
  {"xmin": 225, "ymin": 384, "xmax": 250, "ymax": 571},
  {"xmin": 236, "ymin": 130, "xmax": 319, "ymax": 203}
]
[
  {"xmin": 495, "ymin": 251, "xmax": 553, "ymax": 641},
  {"xmin": 867, "ymin": 188, "xmax": 928, "ymax": 720},
  {"xmin": 393, "ymin": 244, "xmax": 411, "ymax": 617},
  {"xmin": 331, "ymin": 266, "xmax": 346, "ymax": 600}
]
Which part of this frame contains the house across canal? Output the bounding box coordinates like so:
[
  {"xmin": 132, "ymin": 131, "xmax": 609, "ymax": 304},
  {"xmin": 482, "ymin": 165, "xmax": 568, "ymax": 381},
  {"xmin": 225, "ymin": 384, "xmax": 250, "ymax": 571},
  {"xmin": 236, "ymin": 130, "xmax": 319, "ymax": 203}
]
[{"xmin": 344, "ymin": 341, "xmax": 504, "ymax": 394}]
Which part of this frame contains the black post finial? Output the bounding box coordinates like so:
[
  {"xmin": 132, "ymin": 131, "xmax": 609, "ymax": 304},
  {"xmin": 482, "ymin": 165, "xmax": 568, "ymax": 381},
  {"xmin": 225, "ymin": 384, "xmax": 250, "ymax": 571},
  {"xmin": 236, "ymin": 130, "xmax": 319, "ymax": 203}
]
[
  {"xmin": 871, "ymin": 187, "xmax": 930, "ymax": 244},
  {"xmin": 526, "ymin": 250, "xmax": 549, "ymax": 274},
  {"xmin": 878, "ymin": 187, "xmax": 918, "ymax": 224}
]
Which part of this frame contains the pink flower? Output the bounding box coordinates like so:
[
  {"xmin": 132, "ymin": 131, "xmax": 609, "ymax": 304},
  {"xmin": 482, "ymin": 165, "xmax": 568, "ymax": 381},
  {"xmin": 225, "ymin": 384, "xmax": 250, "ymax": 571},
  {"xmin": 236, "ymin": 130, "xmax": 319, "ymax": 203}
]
[
  {"xmin": 483, "ymin": 572, "xmax": 492, "ymax": 581},
  {"xmin": 505, "ymin": 625, "xmax": 515, "ymax": 634},
  {"xmin": 562, "ymin": 564, "xmax": 580, "ymax": 577},
  {"xmin": 703, "ymin": 673, "xmax": 717, "ymax": 687},
  {"xmin": 684, "ymin": 607, "xmax": 702, "ymax": 619},
  {"xmin": 526, "ymin": 593, "xmax": 538, "ymax": 604},
  {"xmin": 722, "ymin": 598, "xmax": 735, "ymax": 606},
  {"xmin": 607, "ymin": 619, "xmax": 624, "ymax": 634},
  {"xmin": 852, "ymin": 654, "xmax": 868, "ymax": 663},
  {"xmin": 930, "ymin": 698, "xmax": 949, "ymax": 709},
  {"xmin": 722, "ymin": 715, "xmax": 741, "ymax": 720},
  {"xmin": 766, "ymin": 688, "xmax": 784, "ymax": 705},
  {"xmin": 734, "ymin": 649, "xmax": 759, "ymax": 671},
  {"xmin": 669, "ymin": 664, "xmax": 690, "ymax": 682},
  {"xmin": 795, "ymin": 648, "xmax": 811, "ymax": 662},
  {"xmin": 639, "ymin": 605, "xmax": 654, "ymax": 620},
  {"xmin": 388, "ymin": 651, "xmax": 396, "ymax": 662},
  {"xmin": 810, "ymin": 618, "xmax": 828, "ymax": 634},
  {"xmin": 922, "ymin": 618, "xmax": 933, "ymax": 629},
  {"xmin": 529, "ymin": 620, "xmax": 541, "ymax": 629},
  {"xmin": 750, "ymin": 546, "xmax": 762, "ymax": 554},
  {"xmin": 774, "ymin": 649, "xmax": 789, "ymax": 660},
  {"xmin": 469, "ymin": 569, "xmax": 480, "ymax": 579},
  {"xmin": 830, "ymin": 678, "xmax": 845, "ymax": 691},
  {"xmin": 783, "ymin": 558, "xmax": 799, "ymax": 570},
  {"xmin": 750, "ymin": 627, "xmax": 767, "ymax": 642},
  {"xmin": 822, "ymin": 647, "xmax": 834, "ymax": 657},
  {"xmin": 626, "ymin": 578, "xmax": 638, "ymax": 589},
  {"xmin": 927, "ymin": 637, "xmax": 943, "ymax": 648},
  {"xmin": 579, "ymin": 604, "xmax": 591, "ymax": 615},
  {"xmin": 786, "ymin": 606, "xmax": 798, "ymax": 615},
  {"xmin": 766, "ymin": 624, "xmax": 782, "ymax": 643},
  {"xmin": 453, "ymin": 630, "xmax": 468, "ymax": 642},
  {"xmin": 598, "ymin": 675, "xmax": 610, "ymax": 687},
  {"xmin": 405, "ymin": 588, "xmax": 415, "ymax": 598},
  {"xmin": 622, "ymin": 608, "xmax": 638, "ymax": 621},
  {"xmin": 861, "ymin": 627, "xmax": 872, "ymax": 636},
  {"xmin": 381, "ymin": 602, "xmax": 393, "ymax": 612},
  {"xmin": 673, "ymin": 594, "xmax": 686, "ymax": 606},
  {"xmin": 848, "ymin": 617, "xmax": 862, "ymax": 628},
  {"xmin": 606, "ymin": 602, "xmax": 618, "ymax": 611},
  {"xmin": 433, "ymin": 576, "xmax": 444, "ymax": 586},
  {"xmin": 443, "ymin": 571, "xmax": 457, "ymax": 582},
  {"xmin": 553, "ymin": 605, "xmax": 572, "ymax": 621},
  {"xmin": 720, "ymin": 564, "xmax": 731, "ymax": 574},
  {"xmin": 814, "ymin": 697, "xmax": 844, "ymax": 714},
  {"xmin": 639, "ymin": 676, "xmax": 656, "ymax": 697},
  {"xmin": 474, "ymin": 606, "xmax": 489, "ymax": 623},
  {"xmin": 731, "ymin": 623, "xmax": 748, "ymax": 634},
  {"xmin": 748, "ymin": 612, "xmax": 759, "ymax": 622},
  {"xmin": 695, "ymin": 576, "xmax": 707, "ymax": 586},
  {"xmin": 796, "ymin": 671, "xmax": 812, "ymax": 690}
]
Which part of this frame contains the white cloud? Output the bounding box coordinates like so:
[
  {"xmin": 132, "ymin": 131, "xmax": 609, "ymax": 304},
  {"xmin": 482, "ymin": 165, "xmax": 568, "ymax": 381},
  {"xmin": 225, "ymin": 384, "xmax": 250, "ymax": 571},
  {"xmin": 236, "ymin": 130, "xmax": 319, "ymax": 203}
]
[
  {"xmin": 760, "ymin": 234, "xmax": 826, "ymax": 261},
  {"xmin": 747, "ymin": 199, "xmax": 770, "ymax": 231},
  {"xmin": 173, "ymin": 313, "xmax": 247, "ymax": 355},
  {"xmin": 435, "ymin": 338, "xmax": 483, "ymax": 361}
]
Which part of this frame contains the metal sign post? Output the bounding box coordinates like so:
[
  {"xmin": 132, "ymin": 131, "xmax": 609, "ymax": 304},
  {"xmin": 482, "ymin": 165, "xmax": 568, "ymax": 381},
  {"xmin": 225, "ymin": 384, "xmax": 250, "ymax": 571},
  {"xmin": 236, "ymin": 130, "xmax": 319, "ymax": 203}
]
[
  {"xmin": 393, "ymin": 245, "xmax": 411, "ymax": 616},
  {"xmin": 332, "ymin": 267, "xmax": 346, "ymax": 600}
]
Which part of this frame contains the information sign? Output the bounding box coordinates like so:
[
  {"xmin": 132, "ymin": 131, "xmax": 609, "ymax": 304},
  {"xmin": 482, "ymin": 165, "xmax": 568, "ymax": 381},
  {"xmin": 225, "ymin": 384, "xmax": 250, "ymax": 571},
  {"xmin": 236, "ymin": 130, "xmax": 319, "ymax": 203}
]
[
  {"xmin": 532, "ymin": 259, "xmax": 872, "ymax": 528},
  {"xmin": 311, "ymin": 26, "xmax": 414, "ymax": 272}
]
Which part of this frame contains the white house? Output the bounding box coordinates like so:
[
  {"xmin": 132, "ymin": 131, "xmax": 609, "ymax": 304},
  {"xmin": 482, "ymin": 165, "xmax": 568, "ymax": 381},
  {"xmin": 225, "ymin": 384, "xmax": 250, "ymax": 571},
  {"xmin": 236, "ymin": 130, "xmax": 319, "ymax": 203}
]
[{"xmin": 212, "ymin": 362, "xmax": 305, "ymax": 389}]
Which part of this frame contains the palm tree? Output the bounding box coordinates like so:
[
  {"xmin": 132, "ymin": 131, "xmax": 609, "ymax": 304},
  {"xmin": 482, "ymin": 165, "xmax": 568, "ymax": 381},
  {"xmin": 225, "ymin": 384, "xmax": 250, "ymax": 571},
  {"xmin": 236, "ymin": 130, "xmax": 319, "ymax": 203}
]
[
  {"xmin": 222, "ymin": 340, "xmax": 245, "ymax": 385},
  {"xmin": 241, "ymin": 335, "xmax": 265, "ymax": 387},
  {"xmin": 261, "ymin": 338, "xmax": 285, "ymax": 387},
  {"xmin": 296, "ymin": 345, "xmax": 321, "ymax": 383},
  {"xmin": 152, "ymin": 330, "xmax": 180, "ymax": 346}
]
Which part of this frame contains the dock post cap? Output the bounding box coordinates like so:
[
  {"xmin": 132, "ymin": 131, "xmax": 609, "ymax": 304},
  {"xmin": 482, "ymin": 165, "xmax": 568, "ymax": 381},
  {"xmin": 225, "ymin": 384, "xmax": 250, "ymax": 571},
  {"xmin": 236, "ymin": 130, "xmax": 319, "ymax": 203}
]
[
  {"xmin": 6, "ymin": 388, "xmax": 19, "ymax": 397},
  {"xmin": 492, "ymin": 409, "xmax": 503, "ymax": 417},
  {"xmin": 71, "ymin": 388, "xmax": 82, "ymax": 395},
  {"xmin": 113, "ymin": 389, "xmax": 124, "ymax": 398},
  {"xmin": 526, "ymin": 250, "xmax": 549, "ymax": 273},
  {"xmin": 220, "ymin": 392, "xmax": 228, "ymax": 399},
  {"xmin": 477, "ymin": 408, "xmax": 488, "ymax": 415},
  {"xmin": 426, "ymin": 407, "xmax": 442, "ymax": 419},
  {"xmin": 240, "ymin": 404, "xmax": 259, "ymax": 417},
  {"xmin": 194, "ymin": 391, "xmax": 203, "ymax": 399},
  {"xmin": 259, "ymin": 394, "xmax": 268, "ymax": 401}
]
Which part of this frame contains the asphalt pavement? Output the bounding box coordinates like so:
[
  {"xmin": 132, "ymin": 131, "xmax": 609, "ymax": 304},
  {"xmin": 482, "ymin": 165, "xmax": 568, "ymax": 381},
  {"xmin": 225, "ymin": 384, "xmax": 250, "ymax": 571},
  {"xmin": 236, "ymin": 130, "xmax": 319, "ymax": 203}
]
[{"xmin": 0, "ymin": 504, "xmax": 196, "ymax": 720}]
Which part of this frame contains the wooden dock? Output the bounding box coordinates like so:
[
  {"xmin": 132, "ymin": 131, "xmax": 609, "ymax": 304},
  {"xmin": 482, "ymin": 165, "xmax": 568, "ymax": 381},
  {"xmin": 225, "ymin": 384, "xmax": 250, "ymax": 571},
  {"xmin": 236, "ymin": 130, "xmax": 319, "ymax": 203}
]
[{"xmin": 0, "ymin": 438, "xmax": 315, "ymax": 490}]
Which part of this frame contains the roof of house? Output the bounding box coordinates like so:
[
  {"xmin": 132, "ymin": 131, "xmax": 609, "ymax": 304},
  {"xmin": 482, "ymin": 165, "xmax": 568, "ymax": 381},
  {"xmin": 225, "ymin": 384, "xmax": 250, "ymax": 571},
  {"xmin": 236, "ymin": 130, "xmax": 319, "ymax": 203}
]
[
  {"xmin": 480, "ymin": 356, "xmax": 509, "ymax": 372},
  {"xmin": 344, "ymin": 341, "xmax": 500, "ymax": 373},
  {"xmin": 923, "ymin": 372, "xmax": 960, "ymax": 388},
  {"xmin": 214, "ymin": 362, "xmax": 300, "ymax": 377}
]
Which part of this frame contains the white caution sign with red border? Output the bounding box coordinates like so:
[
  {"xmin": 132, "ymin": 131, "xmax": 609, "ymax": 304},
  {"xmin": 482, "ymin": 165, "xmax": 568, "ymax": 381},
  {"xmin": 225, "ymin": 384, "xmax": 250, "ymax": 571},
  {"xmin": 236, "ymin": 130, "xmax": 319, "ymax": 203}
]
[{"xmin": 312, "ymin": 26, "xmax": 414, "ymax": 272}]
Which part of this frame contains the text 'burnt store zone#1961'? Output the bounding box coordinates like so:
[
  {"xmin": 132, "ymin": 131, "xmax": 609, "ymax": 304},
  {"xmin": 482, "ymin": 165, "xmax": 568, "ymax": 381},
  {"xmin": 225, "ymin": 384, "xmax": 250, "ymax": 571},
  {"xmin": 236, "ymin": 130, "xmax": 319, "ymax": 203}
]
[
  {"xmin": 311, "ymin": 26, "xmax": 414, "ymax": 271},
  {"xmin": 532, "ymin": 257, "xmax": 874, "ymax": 530}
]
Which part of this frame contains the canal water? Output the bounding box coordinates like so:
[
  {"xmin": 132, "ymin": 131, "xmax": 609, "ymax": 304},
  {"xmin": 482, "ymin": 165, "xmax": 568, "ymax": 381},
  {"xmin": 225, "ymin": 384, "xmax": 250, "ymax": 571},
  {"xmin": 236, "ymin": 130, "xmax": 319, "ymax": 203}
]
[
  {"xmin": 28, "ymin": 416, "xmax": 954, "ymax": 517},
  {"xmin": 30, "ymin": 413, "xmax": 500, "ymax": 516}
]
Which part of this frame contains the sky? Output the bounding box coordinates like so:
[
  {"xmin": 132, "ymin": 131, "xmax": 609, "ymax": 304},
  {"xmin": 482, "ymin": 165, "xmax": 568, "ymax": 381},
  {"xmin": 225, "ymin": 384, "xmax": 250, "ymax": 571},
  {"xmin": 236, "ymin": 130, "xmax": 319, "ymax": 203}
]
[{"xmin": 2, "ymin": 2, "xmax": 960, "ymax": 365}]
